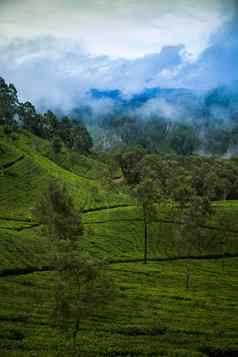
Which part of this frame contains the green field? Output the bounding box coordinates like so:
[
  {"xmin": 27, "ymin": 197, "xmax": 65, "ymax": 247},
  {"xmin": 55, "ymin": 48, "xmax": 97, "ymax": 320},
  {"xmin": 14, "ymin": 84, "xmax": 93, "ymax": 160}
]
[{"xmin": 0, "ymin": 130, "xmax": 238, "ymax": 356}]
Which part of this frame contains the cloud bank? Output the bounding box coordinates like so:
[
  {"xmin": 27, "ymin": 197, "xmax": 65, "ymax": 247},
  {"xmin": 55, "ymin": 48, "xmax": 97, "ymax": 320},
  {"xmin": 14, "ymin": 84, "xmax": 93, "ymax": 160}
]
[
  {"xmin": 0, "ymin": 0, "xmax": 237, "ymax": 113},
  {"xmin": 0, "ymin": 0, "xmax": 227, "ymax": 59}
]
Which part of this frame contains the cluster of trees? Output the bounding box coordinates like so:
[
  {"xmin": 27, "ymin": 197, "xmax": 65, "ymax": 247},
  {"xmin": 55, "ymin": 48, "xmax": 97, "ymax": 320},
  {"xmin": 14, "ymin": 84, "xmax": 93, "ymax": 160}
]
[
  {"xmin": 109, "ymin": 146, "xmax": 238, "ymax": 276},
  {"xmin": 113, "ymin": 148, "xmax": 238, "ymax": 201},
  {"xmin": 0, "ymin": 77, "xmax": 93, "ymax": 153},
  {"xmin": 130, "ymin": 152, "xmax": 216, "ymax": 281},
  {"xmin": 127, "ymin": 149, "xmax": 234, "ymax": 288}
]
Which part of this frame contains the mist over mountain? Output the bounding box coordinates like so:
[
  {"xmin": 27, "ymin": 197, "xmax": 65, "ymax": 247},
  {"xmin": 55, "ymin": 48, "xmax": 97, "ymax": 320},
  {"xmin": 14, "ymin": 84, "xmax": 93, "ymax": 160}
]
[
  {"xmin": 1, "ymin": 0, "xmax": 237, "ymax": 154},
  {"xmin": 1, "ymin": 2, "xmax": 237, "ymax": 116},
  {"xmin": 55, "ymin": 80, "xmax": 237, "ymax": 155},
  {"xmin": 66, "ymin": 81, "xmax": 238, "ymax": 126}
]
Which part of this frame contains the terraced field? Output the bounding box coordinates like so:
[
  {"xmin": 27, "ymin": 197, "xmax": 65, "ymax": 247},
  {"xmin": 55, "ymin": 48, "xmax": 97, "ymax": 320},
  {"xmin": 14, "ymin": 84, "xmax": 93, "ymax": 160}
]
[
  {"xmin": 0, "ymin": 130, "xmax": 238, "ymax": 356},
  {"xmin": 0, "ymin": 259, "xmax": 238, "ymax": 356}
]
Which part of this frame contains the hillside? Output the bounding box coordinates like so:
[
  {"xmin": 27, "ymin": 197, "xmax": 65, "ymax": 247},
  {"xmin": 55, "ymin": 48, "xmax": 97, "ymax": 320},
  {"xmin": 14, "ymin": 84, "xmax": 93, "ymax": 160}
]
[{"xmin": 0, "ymin": 129, "xmax": 238, "ymax": 356}]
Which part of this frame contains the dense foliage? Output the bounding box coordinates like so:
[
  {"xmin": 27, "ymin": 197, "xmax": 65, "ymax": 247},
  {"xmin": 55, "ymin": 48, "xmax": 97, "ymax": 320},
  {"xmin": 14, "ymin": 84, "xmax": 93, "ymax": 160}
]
[
  {"xmin": 99, "ymin": 112, "xmax": 238, "ymax": 156},
  {"xmin": 112, "ymin": 148, "xmax": 238, "ymax": 201},
  {"xmin": 0, "ymin": 77, "xmax": 93, "ymax": 153}
]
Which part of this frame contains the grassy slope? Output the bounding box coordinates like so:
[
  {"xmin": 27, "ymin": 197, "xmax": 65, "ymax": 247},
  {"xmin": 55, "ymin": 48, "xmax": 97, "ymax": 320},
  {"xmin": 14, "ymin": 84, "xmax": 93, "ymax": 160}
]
[
  {"xmin": 0, "ymin": 130, "xmax": 238, "ymax": 356},
  {"xmin": 0, "ymin": 130, "xmax": 132, "ymax": 271},
  {"xmin": 0, "ymin": 130, "xmax": 131, "ymax": 216}
]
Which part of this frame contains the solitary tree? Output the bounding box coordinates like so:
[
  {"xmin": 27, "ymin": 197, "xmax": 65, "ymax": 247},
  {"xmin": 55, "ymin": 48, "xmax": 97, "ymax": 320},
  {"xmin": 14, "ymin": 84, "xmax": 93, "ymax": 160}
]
[
  {"xmin": 34, "ymin": 180, "xmax": 83, "ymax": 246},
  {"xmin": 34, "ymin": 180, "xmax": 113, "ymax": 353},
  {"xmin": 52, "ymin": 254, "xmax": 113, "ymax": 351},
  {"xmin": 133, "ymin": 178, "xmax": 159, "ymax": 264}
]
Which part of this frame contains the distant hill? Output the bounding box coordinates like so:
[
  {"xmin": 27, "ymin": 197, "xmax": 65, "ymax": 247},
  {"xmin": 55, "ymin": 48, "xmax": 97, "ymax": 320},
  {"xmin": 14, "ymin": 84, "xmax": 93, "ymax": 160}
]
[{"xmin": 68, "ymin": 82, "xmax": 238, "ymax": 125}]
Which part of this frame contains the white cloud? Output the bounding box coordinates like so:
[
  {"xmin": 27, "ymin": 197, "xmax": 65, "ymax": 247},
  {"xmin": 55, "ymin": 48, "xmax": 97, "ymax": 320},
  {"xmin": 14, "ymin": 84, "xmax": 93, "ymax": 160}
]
[
  {"xmin": 0, "ymin": 1, "xmax": 236, "ymax": 113},
  {"xmin": 0, "ymin": 0, "xmax": 227, "ymax": 59},
  {"xmin": 0, "ymin": 37, "xmax": 186, "ymax": 107}
]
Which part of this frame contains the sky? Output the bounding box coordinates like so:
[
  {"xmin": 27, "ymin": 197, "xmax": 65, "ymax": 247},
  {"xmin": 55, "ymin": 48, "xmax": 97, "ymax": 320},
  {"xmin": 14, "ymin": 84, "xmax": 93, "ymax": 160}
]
[{"xmin": 0, "ymin": 0, "xmax": 237, "ymax": 110}]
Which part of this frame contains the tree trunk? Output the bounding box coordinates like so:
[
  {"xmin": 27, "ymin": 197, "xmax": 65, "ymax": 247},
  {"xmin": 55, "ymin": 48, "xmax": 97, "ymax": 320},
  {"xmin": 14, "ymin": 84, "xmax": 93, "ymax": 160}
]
[
  {"xmin": 186, "ymin": 265, "xmax": 190, "ymax": 289},
  {"xmin": 72, "ymin": 320, "xmax": 80, "ymax": 351},
  {"xmin": 144, "ymin": 221, "xmax": 148, "ymax": 264},
  {"xmin": 223, "ymin": 191, "xmax": 227, "ymax": 201}
]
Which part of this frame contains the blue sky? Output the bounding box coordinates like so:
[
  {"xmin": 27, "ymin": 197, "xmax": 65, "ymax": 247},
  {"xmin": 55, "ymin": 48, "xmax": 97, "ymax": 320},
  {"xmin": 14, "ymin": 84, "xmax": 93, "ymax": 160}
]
[{"xmin": 0, "ymin": 0, "xmax": 237, "ymax": 110}]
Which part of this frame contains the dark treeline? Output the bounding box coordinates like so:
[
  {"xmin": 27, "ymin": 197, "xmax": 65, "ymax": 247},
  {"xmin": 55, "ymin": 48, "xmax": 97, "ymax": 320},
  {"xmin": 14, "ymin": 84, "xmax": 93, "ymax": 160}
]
[
  {"xmin": 0, "ymin": 77, "xmax": 93, "ymax": 153},
  {"xmin": 100, "ymin": 113, "xmax": 238, "ymax": 156}
]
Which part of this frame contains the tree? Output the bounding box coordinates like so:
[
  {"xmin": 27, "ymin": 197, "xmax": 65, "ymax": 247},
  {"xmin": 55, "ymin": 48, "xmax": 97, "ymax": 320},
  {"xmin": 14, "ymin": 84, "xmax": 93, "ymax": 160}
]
[
  {"xmin": 170, "ymin": 176, "xmax": 213, "ymax": 288},
  {"xmin": 33, "ymin": 180, "xmax": 83, "ymax": 245},
  {"xmin": 133, "ymin": 178, "xmax": 159, "ymax": 264},
  {"xmin": 115, "ymin": 147, "xmax": 145, "ymax": 184},
  {"xmin": 52, "ymin": 254, "xmax": 113, "ymax": 351},
  {"xmin": 18, "ymin": 101, "xmax": 38, "ymax": 132},
  {"xmin": 138, "ymin": 154, "xmax": 180, "ymax": 196},
  {"xmin": 33, "ymin": 180, "xmax": 113, "ymax": 352}
]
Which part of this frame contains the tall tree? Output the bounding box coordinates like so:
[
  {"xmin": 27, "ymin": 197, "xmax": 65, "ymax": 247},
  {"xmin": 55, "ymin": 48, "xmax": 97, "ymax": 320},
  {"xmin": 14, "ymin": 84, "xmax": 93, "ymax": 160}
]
[
  {"xmin": 33, "ymin": 180, "xmax": 113, "ymax": 352},
  {"xmin": 133, "ymin": 178, "xmax": 159, "ymax": 264},
  {"xmin": 170, "ymin": 175, "xmax": 213, "ymax": 288},
  {"xmin": 34, "ymin": 180, "xmax": 83, "ymax": 245}
]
